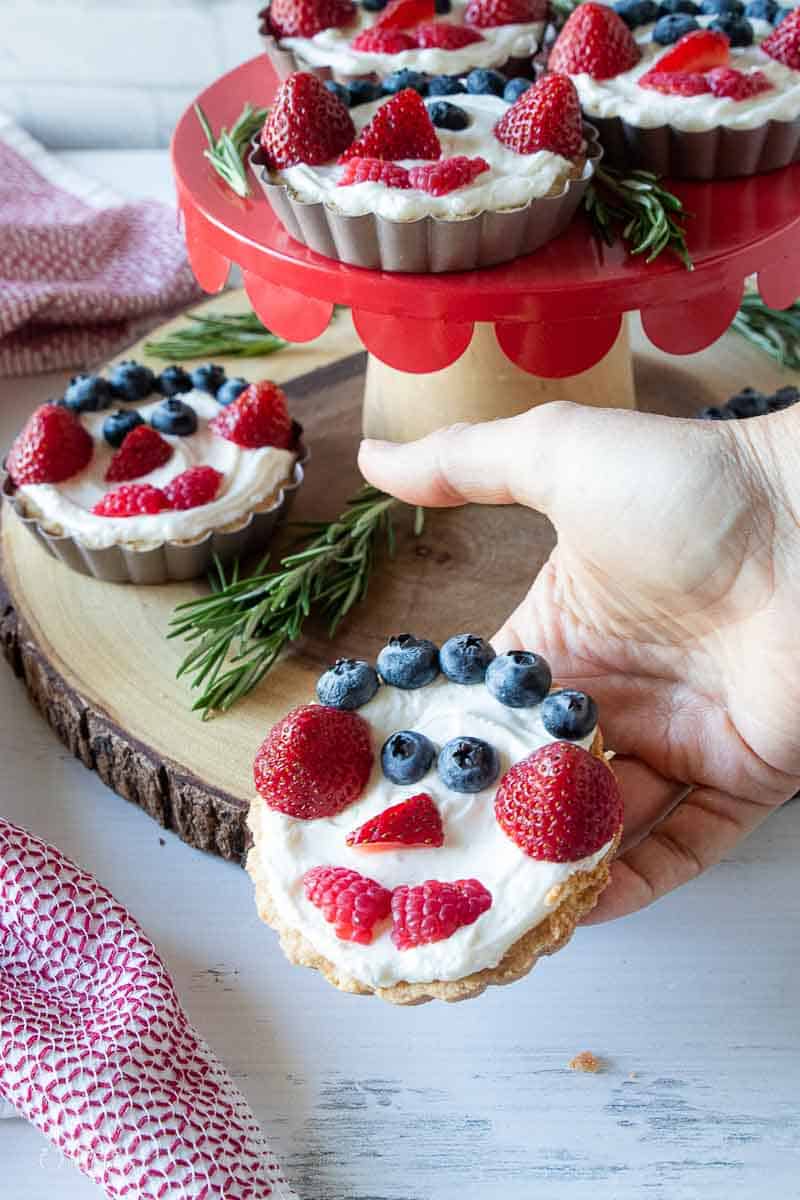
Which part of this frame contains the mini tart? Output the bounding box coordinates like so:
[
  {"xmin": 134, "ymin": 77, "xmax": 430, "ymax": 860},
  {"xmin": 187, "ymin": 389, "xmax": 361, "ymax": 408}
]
[
  {"xmin": 570, "ymin": 12, "xmax": 800, "ymax": 178},
  {"xmin": 259, "ymin": 0, "xmax": 545, "ymax": 83},
  {"xmin": 251, "ymin": 93, "xmax": 601, "ymax": 272},
  {"xmin": 246, "ymin": 668, "xmax": 621, "ymax": 1005},
  {"xmin": 3, "ymin": 389, "xmax": 305, "ymax": 585}
]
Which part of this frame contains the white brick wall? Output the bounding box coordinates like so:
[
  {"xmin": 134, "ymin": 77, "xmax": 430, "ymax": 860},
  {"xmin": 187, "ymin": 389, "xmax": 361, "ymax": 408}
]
[{"xmin": 0, "ymin": 0, "xmax": 259, "ymax": 148}]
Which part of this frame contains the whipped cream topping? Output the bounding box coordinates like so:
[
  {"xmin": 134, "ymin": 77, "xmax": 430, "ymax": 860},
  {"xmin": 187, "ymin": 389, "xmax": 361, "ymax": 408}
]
[
  {"xmin": 279, "ymin": 0, "xmax": 544, "ymax": 78},
  {"xmin": 573, "ymin": 12, "xmax": 800, "ymax": 131},
  {"xmin": 16, "ymin": 391, "xmax": 296, "ymax": 550},
  {"xmin": 249, "ymin": 676, "xmax": 615, "ymax": 989},
  {"xmin": 279, "ymin": 93, "xmax": 581, "ymax": 219}
]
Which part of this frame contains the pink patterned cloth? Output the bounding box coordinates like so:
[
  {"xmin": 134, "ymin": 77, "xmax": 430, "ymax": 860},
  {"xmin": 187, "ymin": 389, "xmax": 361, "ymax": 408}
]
[
  {"xmin": 0, "ymin": 115, "xmax": 202, "ymax": 378},
  {"xmin": 0, "ymin": 819, "xmax": 297, "ymax": 1200}
]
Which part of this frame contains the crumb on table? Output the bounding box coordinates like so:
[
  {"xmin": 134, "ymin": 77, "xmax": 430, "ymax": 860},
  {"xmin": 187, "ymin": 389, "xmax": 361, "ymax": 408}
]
[{"xmin": 569, "ymin": 1051, "xmax": 603, "ymax": 1074}]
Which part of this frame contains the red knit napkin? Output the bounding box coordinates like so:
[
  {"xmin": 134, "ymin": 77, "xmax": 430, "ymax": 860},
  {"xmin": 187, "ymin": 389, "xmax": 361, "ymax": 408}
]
[
  {"xmin": 0, "ymin": 113, "xmax": 202, "ymax": 378},
  {"xmin": 0, "ymin": 819, "xmax": 297, "ymax": 1200}
]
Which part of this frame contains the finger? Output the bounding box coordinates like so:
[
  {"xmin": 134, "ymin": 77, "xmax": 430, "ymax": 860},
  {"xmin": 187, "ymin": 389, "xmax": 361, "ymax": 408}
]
[{"xmin": 610, "ymin": 757, "xmax": 687, "ymax": 852}]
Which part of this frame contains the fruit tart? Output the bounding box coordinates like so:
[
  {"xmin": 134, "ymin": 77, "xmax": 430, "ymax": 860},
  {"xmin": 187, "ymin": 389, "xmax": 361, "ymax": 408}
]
[
  {"xmin": 2, "ymin": 362, "xmax": 305, "ymax": 584},
  {"xmin": 246, "ymin": 633, "xmax": 623, "ymax": 1004},
  {"xmin": 548, "ymin": 0, "xmax": 800, "ymax": 177},
  {"xmin": 250, "ymin": 70, "xmax": 601, "ymax": 271}
]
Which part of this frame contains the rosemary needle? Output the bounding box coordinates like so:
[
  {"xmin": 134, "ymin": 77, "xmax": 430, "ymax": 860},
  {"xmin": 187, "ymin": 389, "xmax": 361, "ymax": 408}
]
[
  {"xmin": 584, "ymin": 166, "xmax": 693, "ymax": 269},
  {"xmin": 195, "ymin": 101, "xmax": 269, "ymax": 199}
]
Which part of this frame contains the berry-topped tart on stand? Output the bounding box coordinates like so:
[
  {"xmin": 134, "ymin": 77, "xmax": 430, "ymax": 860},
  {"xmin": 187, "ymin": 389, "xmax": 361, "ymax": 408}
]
[{"xmin": 247, "ymin": 632, "xmax": 623, "ymax": 1004}]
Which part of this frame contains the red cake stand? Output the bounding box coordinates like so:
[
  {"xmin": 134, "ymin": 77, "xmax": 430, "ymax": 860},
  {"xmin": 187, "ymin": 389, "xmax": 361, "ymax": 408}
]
[{"xmin": 172, "ymin": 54, "xmax": 800, "ymax": 440}]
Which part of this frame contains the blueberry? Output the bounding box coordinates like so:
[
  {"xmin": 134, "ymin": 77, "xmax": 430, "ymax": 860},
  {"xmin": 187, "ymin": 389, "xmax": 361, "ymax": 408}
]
[
  {"xmin": 427, "ymin": 99, "xmax": 470, "ymax": 130},
  {"xmin": 503, "ymin": 77, "xmax": 532, "ymax": 103},
  {"xmin": 541, "ymin": 689, "xmax": 599, "ymax": 741},
  {"xmin": 437, "ymin": 736, "xmax": 499, "ymax": 794},
  {"xmin": 216, "ymin": 377, "xmax": 249, "ymax": 406},
  {"xmin": 767, "ymin": 385, "xmax": 800, "ymax": 411},
  {"xmin": 427, "ymin": 74, "xmax": 466, "ymax": 96},
  {"xmin": 653, "ymin": 12, "xmax": 700, "ymax": 39},
  {"xmin": 466, "ymin": 68, "xmax": 507, "ymax": 96},
  {"xmin": 361, "ymin": 0, "xmax": 389, "ymax": 8},
  {"xmin": 317, "ymin": 658, "xmax": 379, "ymax": 710},
  {"xmin": 63, "ymin": 374, "xmax": 114, "ymax": 413},
  {"xmin": 149, "ymin": 397, "xmax": 198, "ymax": 436},
  {"xmin": 486, "ymin": 651, "xmax": 552, "ymax": 708},
  {"xmin": 382, "ymin": 69, "xmax": 429, "ymax": 96},
  {"xmin": 102, "ymin": 408, "xmax": 144, "ymax": 448},
  {"xmin": 325, "ymin": 80, "xmax": 350, "ymax": 105},
  {"xmin": 614, "ymin": 0, "xmax": 660, "ymax": 27},
  {"xmin": 440, "ymin": 634, "xmax": 496, "ymax": 684},
  {"xmin": 190, "ymin": 363, "xmax": 227, "ymax": 395},
  {"xmin": 381, "ymin": 730, "xmax": 437, "ymax": 785},
  {"xmin": 377, "ymin": 634, "xmax": 439, "ymax": 689},
  {"xmin": 435, "ymin": 0, "xmax": 452, "ymax": 11},
  {"xmin": 727, "ymin": 387, "xmax": 769, "ymax": 418},
  {"xmin": 346, "ymin": 78, "xmax": 383, "ymax": 106},
  {"xmin": 109, "ymin": 360, "xmax": 156, "ymax": 402},
  {"xmin": 157, "ymin": 365, "xmax": 193, "ymax": 397},
  {"xmin": 700, "ymin": 0, "xmax": 744, "ymax": 12},
  {"xmin": 658, "ymin": 0, "xmax": 699, "ymax": 13},
  {"xmin": 708, "ymin": 13, "xmax": 754, "ymax": 41},
  {"xmin": 744, "ymin": 0, "xmax": 777, "ymax": 18},
  {"xmin": 697, "ymin": 405, "xmax": 726, "ymax": 419}
]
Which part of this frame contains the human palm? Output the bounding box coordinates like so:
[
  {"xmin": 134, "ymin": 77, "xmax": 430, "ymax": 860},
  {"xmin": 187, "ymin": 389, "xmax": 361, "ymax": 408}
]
[{"xmin": 359, "ymin": 403, "xmax": 800, "ymax": 921}]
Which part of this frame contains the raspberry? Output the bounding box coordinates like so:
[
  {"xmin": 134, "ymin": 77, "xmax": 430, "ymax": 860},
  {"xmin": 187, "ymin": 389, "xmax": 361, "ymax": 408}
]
[
  {"xmin": 92, "ymin": 484, "xmax": 171, "ymax": 517},
  {"xmin": 391, "ymin": 879, "xmax": 492, "ymax": 949},
  {"xmin": 494, "ymin": 742, "xmax": 623, "ymax": 862},
  {"xmin": 647, "ymin": 28, "xmax": 729, "ymax": 73},
  {"xmin": 304, "ymin": 866, "xmax": 391, "ymax": 944},
  {"xmin": 267, "ymin": 0, "xmax": 356, "ymax": 38},
  {"xmin": 350, "ymin": 27, "xmax": 417, "ymax": 51},
  {"xmin": 338, "ymin": 157, "xmax": 412, "ymax": 187},
  {"xmin": 375, "ymin": 0, "xmax": 435, "ymax": 29},
  {"xmin": 706, "ymin": 66, "xmax": 773, "ymax": 99},
  {"xmin": 639, "ymin": 70, "xmax": 711, "ymax": 94},
  {"xmin": 408, "ymin": 154, "xmax": 489, "ymax": 195},
  {"xmin": 761, "ymin": 7, "xmax": 800, "ymax": 69},
  {"xmin": 494, "ymin": 74, "xmax": 583, "ymax": 159},
  {"xmin": 6, "ymin": 403, "xmax": 93, "ymax": 486},
  {"xmin": 105, "ymin": 425, "xmax": 172, "ymax": 483},
  {"xmin": 339, "ymin": 89, "xmax": 441, "ymax": 162},
  {"xmin": 260, "ymin": 72, "xmax": 355, "ymax": 170},
  {"xmin": 163, "ymin": 466, "xmax": 223, "ymax": 510},
  {"xmin": 548, "ymin": 3, "xmax": 641, "ymax": 80},
  {"xmin": 253, "ymin": 704, "xmax": 374, "ymax": 819},
  {"xmin": 464, "ymin": 0, "xmax": 547, "ymax": 27},
  {"xmin": 346, "ymin": 793, "xmax": 444, "ymax": 851},
  {"xmin": 414, "ymin": 23, "xmax": 484, "ymax": 48},
  {"xmin": 208, "ymin": 380, "xmax": 293, "ymax": 449}
]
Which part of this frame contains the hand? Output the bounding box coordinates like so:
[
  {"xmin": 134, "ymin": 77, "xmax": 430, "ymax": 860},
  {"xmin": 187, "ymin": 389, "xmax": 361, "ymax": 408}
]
[{"xmin": 359, "ymin": 403, "xmax": 800, "ymax": 922}]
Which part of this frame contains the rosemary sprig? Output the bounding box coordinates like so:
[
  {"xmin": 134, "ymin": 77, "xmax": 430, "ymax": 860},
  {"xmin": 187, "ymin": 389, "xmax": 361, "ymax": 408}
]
[
  {"xmin": 144, "ymin": 311, "xmax": 287, "ymax": 360},
  {"xmin": 195, "ymin": 101, "xmax": 268, "ymax": 198},
  {"xmin": 584, "ymin": 166, "xmax": 693, "ymax": 269},
  {"xmin": 731, "ymin": 294, "xmax": 800, "ymax": 370},
  {"xmin": 169, "ymin": 485, "xmax": 422, "ymax": 718}
]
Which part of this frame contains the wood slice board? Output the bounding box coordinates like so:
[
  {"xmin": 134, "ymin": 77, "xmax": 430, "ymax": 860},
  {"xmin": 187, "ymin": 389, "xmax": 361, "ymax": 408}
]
[{"xmin": 1, "ymin": 292, "xmax": 793, "ymax": 862}]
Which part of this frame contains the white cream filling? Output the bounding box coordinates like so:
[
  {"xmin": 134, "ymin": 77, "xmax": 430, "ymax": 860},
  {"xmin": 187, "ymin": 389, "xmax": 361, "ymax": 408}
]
[
  {"xmin": 249, "ymin": 675, "xmax": 615, "ymax": 989},
  {"xmin": 280, "ymin": 92, "xmax": 578, "ymax": 218},
  {"xmin": 280, "ymin": 0, "xmax": 544, "ymax": 77},
  {"xmin": 574, "ymin": 12, "xmax": 800, "ymax": 131},
  {"xmin": 17, "ymin": 391, "xmax": 296, "ymax": 549}
]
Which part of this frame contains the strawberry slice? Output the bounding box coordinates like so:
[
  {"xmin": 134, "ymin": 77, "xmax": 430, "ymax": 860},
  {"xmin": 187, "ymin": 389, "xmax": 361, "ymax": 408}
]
[
  {"xmin": 639, "ymin": 70, "xmax": 711, "ymax": 95},
  {"xmin": 351, "ymin": 27, "xmax": 417, "ymax": 51},
  {"xmin": 760, "ymin": 8, "xmax": 800, "ymax": 70},
  {"xmin": 464, "ymin": 0, "xmax": 547, "ymax": 27},
  {"xmin": 208, "ymin": 380, "xmax": 293, "ymax": 449},
  {"xmin": 6, "ymin": 404, "xmax": 93, "ymax": 486},
  {"xmin": 415, "ymin": 23, "xmax": 484, "ymax": 48},
  {"xmin": 494, "ymin": 74, "xmax": 583, "ymax": 159},
  {"xmin": 346, "ymin": 793, "xmax": 444, "ymax": 851},
  {"xmin": 648, "ymin": 28, "xmax": 729, "ymax": 74},
  {"xmin": 376, "ymin": 0, "xmax": 435, "ymax": 29},
  {"xmin": 260, "ymin": 72, "xmax": 355, "ymax": 169},
  {"xmin": 268, "ymin": 0, "xmax": 356, "ymax": 39},
  {"xmin": 548, "ymin": 2, "xmax": 641, "ymax": 80},
  {"xmin": 706, "ymin": 67, "xmax": 772, "ymax": 99},
  {"xmin": 339, "ymin": 89, "xmax": 441, "ymax": 163},
  {"xmin": 105, "ymin": 425, "xmax": 172, "ymax": 483}
]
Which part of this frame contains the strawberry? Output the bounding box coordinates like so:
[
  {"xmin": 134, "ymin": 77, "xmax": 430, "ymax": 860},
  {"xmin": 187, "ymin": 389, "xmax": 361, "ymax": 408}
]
[
  {"xmin": 640, "ymin": 70, "xmax": 711, "ymax": 95},
  {"xmin": 350, "ymin": 28, "xmax": 417, "ymax": 51},
  {"xmin": 253, "ymin": 704, "xmax": 374, "ymax": 819},
  {"xmin": 495, "ymin": 742, "xmax": 622, "ymax": 862},
  {"xmin": 163, "ymin": 466, "xmax": 223, "ymax": 510},
  {"xmin": 408, "ymin": 154, "xmax": 490, "ymax": 194},
  {"xmin": 339, "ymin": 89, "xmax": 441, "ymax": 163},
  {"xmin": 338, "ymin": 156, "xmax": 411, "ymax": 187},
  {"xmin": 391, "ymin": 879, "xmax": 492, "ymax": 949},
  {"xmin": 761, "ymin": 8, "xmax": 800, "ymax": 70},
  {"xmin": 375, "ymin": 0, "xmax": 435, "ymax": 29},
  {"xmin": 494, "ymin": 74, "xmax": 583, "ymax": 158},
  {"xmin": 267, "ymin": 0, "xmax": 356, "ymax": 38},
  {"xmin": 208, "ymin": 380, "xmax": 293, "ymax": 449},
  {"xmin": 548, "ymin": 2, "xmax": 641, "ymax": 80},
  {"xmin": 647, "ymin": 28, "xmax": 729, "ymax": 74},
  {"xmin": 260, "ymin": 72, "xmax": 355, "ymax": 170},
  {"xmin": 105, "ymin": 425, "xmax": 172, "ymax": 483},
  {"xmin": 6, "ymin": 404, "xmax": 92, "ymax": 486},
  {"xmin": 414, "ymin": 23, "xmax": 484, "ymax": 48},
  {"xmin": 92, "ymin": 484, "xmax": 171, "ymax": 517},
  {"xmin": 303, "ymin": 866, "xmax": 391, "ymax": 944},
  {"xmin": 706, "ymin": 67, "xmax": 773, "ymax": 99},
  {"xmin": 346, "ymin": 793, "xmax": 444, "ymax": 851},
  {"xmin": 464, "ymin": 0, "xmax": 547, "ymax": 28}
]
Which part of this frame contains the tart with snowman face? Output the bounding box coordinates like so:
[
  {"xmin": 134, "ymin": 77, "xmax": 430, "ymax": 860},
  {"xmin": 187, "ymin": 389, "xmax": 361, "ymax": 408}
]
[{"xmin": 247, "ymin": 633, "xmax": 623, "ymax": 1004}]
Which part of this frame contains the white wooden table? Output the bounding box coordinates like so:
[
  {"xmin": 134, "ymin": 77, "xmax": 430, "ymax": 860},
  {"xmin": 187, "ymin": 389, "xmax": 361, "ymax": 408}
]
[{"xmin": 2, "ymin": 152, "xmax": 800, "ymax": 1200}]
